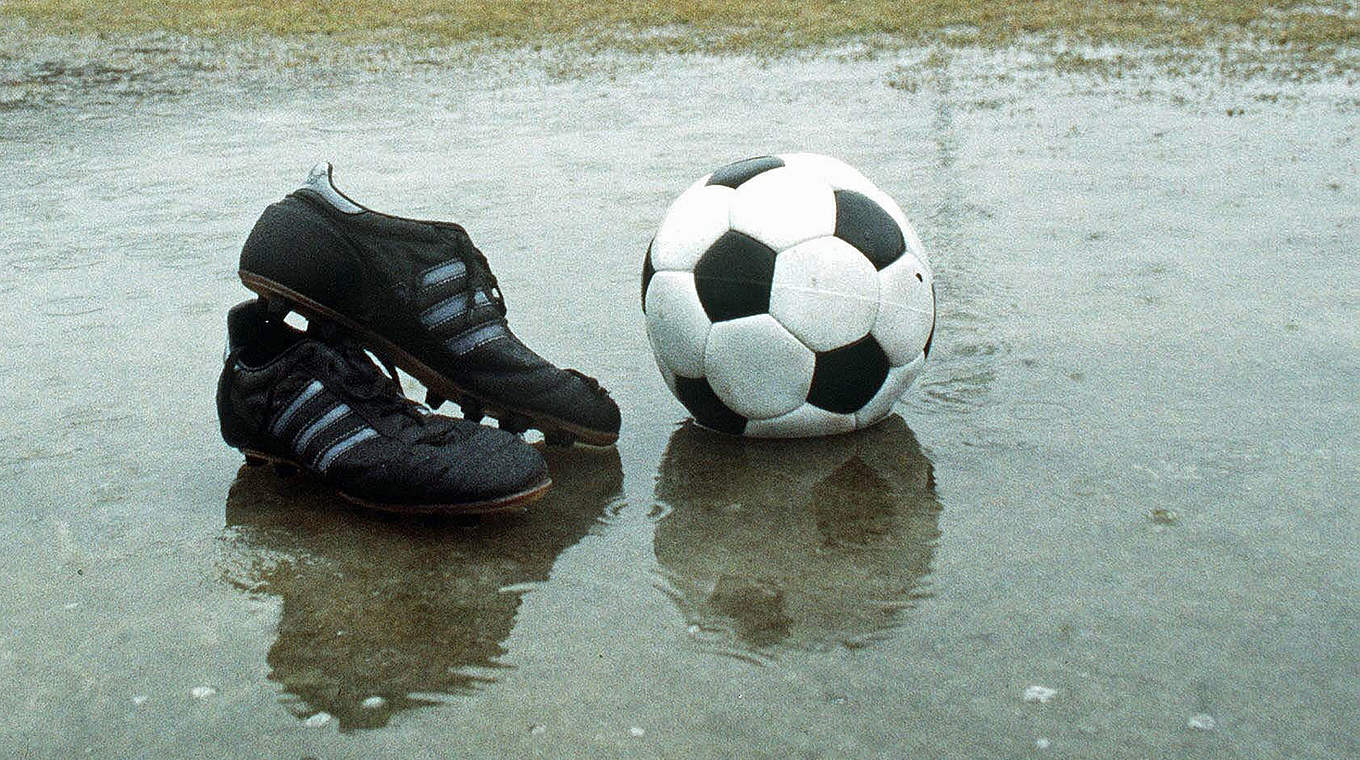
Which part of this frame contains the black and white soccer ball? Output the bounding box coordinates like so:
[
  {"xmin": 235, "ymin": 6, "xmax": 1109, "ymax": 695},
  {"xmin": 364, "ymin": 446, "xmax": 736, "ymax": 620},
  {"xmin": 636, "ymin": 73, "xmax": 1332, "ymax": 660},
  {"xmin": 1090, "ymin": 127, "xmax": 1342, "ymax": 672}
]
[{"xmin": 641, "ymin": 153, "xmax": 935, "ymax": 438}]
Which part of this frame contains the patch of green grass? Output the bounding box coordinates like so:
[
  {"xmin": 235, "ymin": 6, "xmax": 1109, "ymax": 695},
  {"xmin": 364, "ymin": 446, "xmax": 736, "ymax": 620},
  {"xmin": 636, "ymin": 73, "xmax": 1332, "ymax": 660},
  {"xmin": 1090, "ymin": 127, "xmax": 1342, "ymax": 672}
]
[{"xmin": 2, "ymin": 0, "xmax": 1356, "ymax": 54}]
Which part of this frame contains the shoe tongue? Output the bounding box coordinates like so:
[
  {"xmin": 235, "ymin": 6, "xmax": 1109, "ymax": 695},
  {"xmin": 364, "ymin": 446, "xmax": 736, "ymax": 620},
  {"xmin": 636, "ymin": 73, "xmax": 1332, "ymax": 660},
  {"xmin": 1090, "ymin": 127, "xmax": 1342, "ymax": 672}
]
[
  {"xmin": 226, "ymin": 299, "xmax": 269, "ymax": 352},
  {"xmin": 226, "ymin": 300, "xmax": 307, "ymax": 365}
]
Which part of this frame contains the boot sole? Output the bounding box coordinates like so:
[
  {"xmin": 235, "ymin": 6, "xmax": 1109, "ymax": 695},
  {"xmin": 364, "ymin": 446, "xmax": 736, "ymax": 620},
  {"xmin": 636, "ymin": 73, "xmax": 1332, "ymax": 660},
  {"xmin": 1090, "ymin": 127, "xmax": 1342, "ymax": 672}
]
[
  {"xmin": 242, "ymin": 449, "xmax": 552, "ymax": 516},
  {"xmin": 239, "ymin": 271, "xmax": 620, "ymax": 447}
]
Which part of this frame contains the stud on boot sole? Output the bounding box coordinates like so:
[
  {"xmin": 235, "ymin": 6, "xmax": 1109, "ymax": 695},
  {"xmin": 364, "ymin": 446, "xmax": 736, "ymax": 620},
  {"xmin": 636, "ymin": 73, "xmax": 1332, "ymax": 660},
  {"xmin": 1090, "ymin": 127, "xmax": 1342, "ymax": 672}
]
[
  {"xmin": 498, "ymin": 412, "xmax": 532, "ymax": 435},
  {"xmin": 459, "ymin": 397, "xmax": 484, "ymax": 423}
]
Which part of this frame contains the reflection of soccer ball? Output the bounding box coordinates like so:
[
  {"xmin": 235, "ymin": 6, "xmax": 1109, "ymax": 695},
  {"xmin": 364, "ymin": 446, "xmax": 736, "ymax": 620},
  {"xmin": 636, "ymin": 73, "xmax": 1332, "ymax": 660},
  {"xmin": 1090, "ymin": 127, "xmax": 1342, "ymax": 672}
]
[
  {"xmin": 642, "ymin": 153, "xmax": 936, "ymax": 437},
  {"xmin": 653, "ymin": 417, "xmax": 941, "ymax": 650}
]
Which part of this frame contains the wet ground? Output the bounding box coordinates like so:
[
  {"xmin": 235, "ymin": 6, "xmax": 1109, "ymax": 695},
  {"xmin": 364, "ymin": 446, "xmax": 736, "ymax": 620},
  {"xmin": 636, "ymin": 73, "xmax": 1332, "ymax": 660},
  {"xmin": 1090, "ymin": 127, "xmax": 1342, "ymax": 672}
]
[{"xmin": 0, "ymin": 32, "xmax": 1356, "ymax": 759}]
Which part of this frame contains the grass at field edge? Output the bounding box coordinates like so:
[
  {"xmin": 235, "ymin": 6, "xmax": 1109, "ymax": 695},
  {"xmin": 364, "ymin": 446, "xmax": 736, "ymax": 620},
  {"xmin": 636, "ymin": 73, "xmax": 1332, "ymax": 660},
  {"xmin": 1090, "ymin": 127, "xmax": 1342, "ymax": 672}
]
[{"xmin": 2, "ymin": 0, "xmax": 1356, "ymax": 57}]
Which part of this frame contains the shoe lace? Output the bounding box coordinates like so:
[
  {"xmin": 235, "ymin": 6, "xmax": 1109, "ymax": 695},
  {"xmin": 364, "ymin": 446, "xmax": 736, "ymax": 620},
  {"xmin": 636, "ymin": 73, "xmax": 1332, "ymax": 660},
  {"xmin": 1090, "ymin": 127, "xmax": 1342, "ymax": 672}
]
[
  {"xmin": 451, "ymin": 238, "xmax": 612, "ymax": 400},
  {"xmin": 323, "ymin": 340, "xmax": 470, "ymax": 445},
  {"xmin": 456, "ymin": 231, "xmax": 507, "ymax": 315}
]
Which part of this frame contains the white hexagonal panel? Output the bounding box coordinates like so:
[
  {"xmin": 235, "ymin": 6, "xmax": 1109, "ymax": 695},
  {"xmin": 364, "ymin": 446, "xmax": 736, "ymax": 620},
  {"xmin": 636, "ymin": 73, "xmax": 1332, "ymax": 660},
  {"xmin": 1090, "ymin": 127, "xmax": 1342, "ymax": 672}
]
[
  {"xmin": 872, "ymin": 255, "xmax": 936, "ymax": 366},
  {"xmin": 900, "ymin": 216, "xmax": 930, "ymax": 269},
  {"xmin": 645, "ymin": 271, "xmax": 713, "ymax": 379},
  {"xmin": 647, "ymin": 320, "xmax": 679, "ymax": 393},
  {"xmin": 769, "ymin": 236, "xmax": 880, "ymax": 353},
  {"xmin": 729, "ymin": 167, "xmax": 836, "ymax": 252},
  {"xmin": 780, "ymin": 152, "xmax": 877, "ymax": 195},
  {"xmin": 854, "ymin": 356, "xmax": 925, "ymax": 429},
  {"xmin": 745, "ymin": 402, "xmax": 857, "ymax": 438},
  {"xmin": 651, "ymin": 184, "xmax": 735, "ymax": 272},
  {"xmin": 703, "ymin": 314, "xmax": 815, "ymax": 420}
]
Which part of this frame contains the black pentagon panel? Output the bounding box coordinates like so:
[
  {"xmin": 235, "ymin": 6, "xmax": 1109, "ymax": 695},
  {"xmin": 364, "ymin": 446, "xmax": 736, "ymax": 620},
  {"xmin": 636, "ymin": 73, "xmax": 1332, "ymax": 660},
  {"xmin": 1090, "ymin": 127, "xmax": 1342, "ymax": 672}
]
[
  {"xmin": 693, "ymin": 230, "xmax": 777, "ymax": 323},
  {"xmin": 808, "ymin": 336, "xmax": 891, "ymax": 414},
  {"xmin": 706, "ymin": 156, "xmax": 786, "ymax": 189},
  {"xmin": 834, "ymin": 190, "xmax": 905, "ymax": 270},
  {"xmin": 642, "ymin": 240, "xmax": 656, "ymax": 313},
  {"xmin": 674, "ymin": 376, "xmax": 748, "ymax": 435}
]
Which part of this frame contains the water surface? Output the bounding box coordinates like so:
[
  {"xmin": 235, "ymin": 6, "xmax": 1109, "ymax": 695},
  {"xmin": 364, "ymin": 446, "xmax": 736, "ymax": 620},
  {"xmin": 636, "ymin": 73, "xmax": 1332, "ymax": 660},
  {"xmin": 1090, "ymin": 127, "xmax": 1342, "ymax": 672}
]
[{"xmin": 0, "ymin": 41, "xmax": 1355, "ymax": 759}]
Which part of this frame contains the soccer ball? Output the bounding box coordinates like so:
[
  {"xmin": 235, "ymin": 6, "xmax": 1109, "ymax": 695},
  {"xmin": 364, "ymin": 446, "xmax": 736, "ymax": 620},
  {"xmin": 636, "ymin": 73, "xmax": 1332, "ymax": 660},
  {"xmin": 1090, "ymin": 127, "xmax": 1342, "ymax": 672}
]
[{"xmin": 641, "ymin": 153, "xmax": 935, "ymax": 438}]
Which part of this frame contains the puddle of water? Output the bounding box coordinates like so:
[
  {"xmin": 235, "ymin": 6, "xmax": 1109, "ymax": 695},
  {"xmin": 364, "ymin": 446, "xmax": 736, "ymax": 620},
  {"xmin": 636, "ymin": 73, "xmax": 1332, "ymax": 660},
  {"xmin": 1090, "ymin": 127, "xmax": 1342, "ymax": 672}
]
[{"xmin": 0, "ymin": 39, "xmax": 1354, "ymax": 759}]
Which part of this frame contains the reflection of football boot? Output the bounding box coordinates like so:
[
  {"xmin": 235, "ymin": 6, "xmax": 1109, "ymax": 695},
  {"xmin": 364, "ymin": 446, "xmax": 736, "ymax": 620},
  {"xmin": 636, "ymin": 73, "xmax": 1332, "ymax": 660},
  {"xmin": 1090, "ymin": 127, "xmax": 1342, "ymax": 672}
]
[
  {"xmin": 535, "ymin": 444, "xmax": 626, "ymax": 525},
  {"xmin": 238, "ymin": 163, "xmax": 620, "ymax": 446},
  {"xmin": 652, "ymin": 416, "xmax": 941, "ymax": 652},
  {"xmin": 220, "ymin": 444, "xmax": 622, "ymax": 730},
  {"xmin": 216, "ymin": 299, "xmax": 550, "ymax": 514}
]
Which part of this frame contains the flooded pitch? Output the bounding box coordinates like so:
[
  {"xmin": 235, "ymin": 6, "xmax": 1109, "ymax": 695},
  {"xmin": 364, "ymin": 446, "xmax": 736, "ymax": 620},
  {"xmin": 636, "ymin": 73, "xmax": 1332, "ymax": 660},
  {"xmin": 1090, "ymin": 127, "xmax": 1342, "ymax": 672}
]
[{"xmin": 0, "ymin": 36, "xmax": 1356, "ymax": 759}]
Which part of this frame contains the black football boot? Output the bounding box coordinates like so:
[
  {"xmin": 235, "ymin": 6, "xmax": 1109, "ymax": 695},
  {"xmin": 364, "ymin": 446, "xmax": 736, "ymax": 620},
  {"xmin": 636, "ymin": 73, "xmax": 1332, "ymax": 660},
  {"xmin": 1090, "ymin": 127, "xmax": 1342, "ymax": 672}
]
[
  {"xmin": 217, "ymin": 299, "xmax": 551, "ymax": 515},
  {"xmin": 238, "ymin": 163, "xmax": 620, "ymax": 446}
]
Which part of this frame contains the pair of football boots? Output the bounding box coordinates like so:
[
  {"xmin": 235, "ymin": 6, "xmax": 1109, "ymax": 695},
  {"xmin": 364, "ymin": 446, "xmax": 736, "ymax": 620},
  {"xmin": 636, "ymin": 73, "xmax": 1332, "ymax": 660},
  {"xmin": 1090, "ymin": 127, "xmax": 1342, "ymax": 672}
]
[{"xmin": 217, "ymin": 164, "xmax": 620, "ymax": 514}]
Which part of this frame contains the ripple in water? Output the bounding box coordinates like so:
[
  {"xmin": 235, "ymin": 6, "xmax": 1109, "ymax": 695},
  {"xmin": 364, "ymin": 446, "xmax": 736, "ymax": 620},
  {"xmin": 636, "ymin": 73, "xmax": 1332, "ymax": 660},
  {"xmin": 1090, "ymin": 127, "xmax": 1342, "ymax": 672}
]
[
  {"xmin": 0, "ymin": 439, "xmax": 83, "ymax": 471},
  {"xmin": 11, "ymin": 253, "xmax": 103, "ymax": 272},
  {"xmin": 311, "ymin": 118, "xmax": 413, "ymax": 134},
  {"xmin": 148, "ymin": 251, "xmax": 212, "ymax": 271},
  {"xmin": 916, "ymin": 369, "xmax": 997, "ymax": 412},
  {"xmin": 40, "ymin": 295, "xmax": 104, "ymax": 318}
]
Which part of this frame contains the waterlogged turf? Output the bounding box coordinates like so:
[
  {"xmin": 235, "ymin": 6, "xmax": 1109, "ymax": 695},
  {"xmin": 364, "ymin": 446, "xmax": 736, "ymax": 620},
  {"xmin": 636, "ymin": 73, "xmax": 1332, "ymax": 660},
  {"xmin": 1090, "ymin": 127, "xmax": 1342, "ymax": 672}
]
[
  {"xmin": 0, "ymin": 36, "xmax": 1356, "ymax": 759},
  {"xmin": 2, "ymin": 0, "xmax": 1357, "ymax": 54}
]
